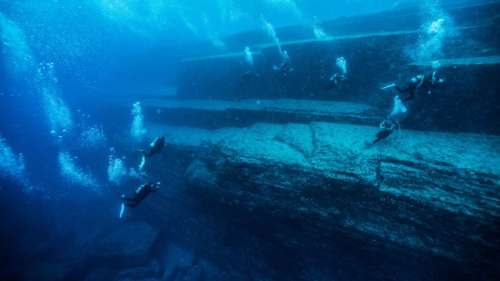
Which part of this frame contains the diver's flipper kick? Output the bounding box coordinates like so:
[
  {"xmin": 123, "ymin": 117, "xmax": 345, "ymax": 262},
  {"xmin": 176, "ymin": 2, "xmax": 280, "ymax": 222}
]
[
  {"xmin": 370, "ymin": 70, "xmax": 444, "ymax": 145},
  {"xmin": 120, "ymin": 135, "xmax": 165, "ymax": 219},
  {"xmin": 119, "ymin": 182, "xmax": 161, "ymax": 218},
  {"xmin": 368, "ymin": 95, "xmax": 406, "ymax": 145},
  {"xmin": 138, "ymin": 136, "xmax": 165, "ymax": 170}
]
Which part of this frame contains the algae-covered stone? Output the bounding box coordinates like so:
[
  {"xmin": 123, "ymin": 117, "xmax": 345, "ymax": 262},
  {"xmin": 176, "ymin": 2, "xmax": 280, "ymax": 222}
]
[
  {"xmin": 85, "ymin": 222, "xmax": 159, "ymax": 265},
  {"xmin": 150, "ymin": 121, "xmax": 500, "ymax": 267}
]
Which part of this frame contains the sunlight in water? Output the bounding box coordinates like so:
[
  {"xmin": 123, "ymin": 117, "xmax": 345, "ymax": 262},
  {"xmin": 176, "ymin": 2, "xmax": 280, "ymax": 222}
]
[
  {"xmin": 313, "ymin": 25, "xmax": 328, "ymax": 40},
  {"xmin": 58, "ymin": 152, "xmax": 98, "ymax": 188},
  {"xmin": 0, "ymin": 135, "xmax": 26, "ymax": 181},
  {"xmin": 36, "ymin": 62, "xmax": 73, "ymax": 137},
  {"xmin": 107, "ymin": 148, "xmax": 142, "ymax": 185},
  {"xmin": 267, "ymin": 0, "xmax": 303, "ymax": 19},
  {"xmin": 244, "ymin": 46, "xmax": 254, "ymax": 66},
  {"xmin": 0, "ymin": 13, "xmax": 35, "ymax": 78},
  {"xmin": 107, "ymin": 155, "xmax": 128, "ymax": 185},
  {"xmin": 427, "ymin": 18, "xmax": 445, "ymax": 34},
  {"xmin": 412, "ymin": 1, "xmax": 456, "ymax": 62},
  {"xmin": 43, "ymin": 92, "xmax": 73, "ymax": 137},
  {"xmin": 80, "ymin": 126, "xmax": 107, "ymax": 148},
  {"xmin": 1, "ymin": 14, "xmax": 73, "ymax": 138},
  {"xmin": 131, "ymin": 102, "xmax": 147, "ymax": 142},
  {"xmin": 262, "ymin": 18, "xmax": 284, "ymax": 58},
  {"xmin": 390, "ymin": 95, "xmax": 408, "ymax": 120},
  {"xmin": 336, "ymin": 57, "xmax": 347, "ymax": 74}
]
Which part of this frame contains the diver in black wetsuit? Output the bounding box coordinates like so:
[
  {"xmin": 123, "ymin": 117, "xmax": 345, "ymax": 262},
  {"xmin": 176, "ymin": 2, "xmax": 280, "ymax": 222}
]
[
  {"xmin": 121, "ymin": 182, "xmax": 160, "ymax": 208},
  {"xmin": 325, "ymin": 57, "xmax": 348, "ymax": 91},
  {"xmin": 371, "ymin": 119, "xmax": 398, "ymax": 144},
  {"xmin": 325, "ymin": 72, "xmax": 347, "ymax": 91},
  {"xmin": 141, "ymin": 136, "xmax": 165, "ymax": 158},
  {"xmin": 240, "ymin": 70, "xmax": 261, "ymax": 85},
  {"xmin": 369, "ymin": 95, "xmax": 406, "ymax": 145},
  {"xmin": 396, "ymin": 71, "xmax": 444, "ymax": 102},
  {"xmin": 139, "ymin": 136, "xmax": 165, "ymax": 170}
]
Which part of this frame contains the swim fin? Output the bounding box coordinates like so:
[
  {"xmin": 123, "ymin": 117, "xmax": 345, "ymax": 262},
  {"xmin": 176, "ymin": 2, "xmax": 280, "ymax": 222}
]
[
  {"xmin": 119, "ymin": 202, "xmax": 126, "ymax": 219},
  {"xmin": 381, "ymin": 82, "xmax": 396, "ymax": 90},
  {"xmin": 138, "ymin": 154, "xmax": 146, "ymax": 170}
]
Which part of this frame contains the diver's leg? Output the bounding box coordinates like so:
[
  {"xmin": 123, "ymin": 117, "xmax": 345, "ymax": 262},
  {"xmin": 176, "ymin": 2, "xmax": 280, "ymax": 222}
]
[
  {"xmin": 122, "ymin": 196, "xmax": 138, "ymax": 208},
  {"xmin": 126, "ymin": 200, "xmax": 139, "ymax": 208},
  {"xmin": 372, "ymin": 136, "xmax": 382, "ymax": 144},
  {"xmin": 401, "ymin": 91, "xmax": 414, "ymax": 102},
  {"xmin": 395, "ymin": 86, "xmax": 406, "ymax": 93}
]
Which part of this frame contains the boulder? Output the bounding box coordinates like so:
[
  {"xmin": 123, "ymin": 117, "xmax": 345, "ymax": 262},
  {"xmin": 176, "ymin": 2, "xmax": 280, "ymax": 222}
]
[
  {"xmin": 140, "ymin": 99, "xmax": 382, "ymax": 129},
  {"xmin": 148, "ymin": 121, "xmax": 500, "ymax": 276},
  {"xmin": 84, "ymin": 268, "xmax": 116, "ymax": 281},
  {"xmin": 21, "ymin": 261, "xmax": 74, "ymax": 281},
  {"xmin": 161, "ymin": 244, "xmax": 195, "ymax": 280},
  {"xmin": 85, "ymin": 222, "xmax": 159, "ymax": 266},
  {"xmin": 115, "ymin": 260, "xmax": 160, "ymax": 281}
]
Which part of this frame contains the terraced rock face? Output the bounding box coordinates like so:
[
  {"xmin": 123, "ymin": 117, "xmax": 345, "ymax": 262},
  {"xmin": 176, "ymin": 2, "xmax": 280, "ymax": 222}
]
[
  {"xmin": 149, "ymin": 122, "xmax": 500, "ymax": 273},
  {"xmin": 141, "ymin": 99, "xmax": 382, "ymax": 129},
  {"xmin": 176, "ymin": 0, "xmax": 500, "ymax": 135}
]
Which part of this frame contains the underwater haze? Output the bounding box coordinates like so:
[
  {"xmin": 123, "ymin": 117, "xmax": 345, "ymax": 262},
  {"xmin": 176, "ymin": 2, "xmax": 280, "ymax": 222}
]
[{"xmin": 1, "ymin": 0, "xmax": 500, "ymax": 281}]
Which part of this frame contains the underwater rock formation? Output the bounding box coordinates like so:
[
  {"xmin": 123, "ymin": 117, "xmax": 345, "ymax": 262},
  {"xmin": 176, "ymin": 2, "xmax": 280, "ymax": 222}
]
[
  {"xmin": 149, "ymin": 121, "xmax": 500, "ymax": 275},
  {"xmin": 141, "ymin": 98, "xmax": 382, "ymax": 129},
  {"xmin": 176, "ymin": 1, "xmax": 500, "ymax": 135},
  {"xmin": 114, "ymin": 260, "xmax": 160, "ymax": 281},
  {"xmin": 84, "ymin": 222, "xmax": 159, "ymax": 266}
]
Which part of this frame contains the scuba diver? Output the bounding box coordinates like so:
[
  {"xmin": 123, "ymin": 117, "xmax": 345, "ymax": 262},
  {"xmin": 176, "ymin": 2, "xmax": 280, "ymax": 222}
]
[
  {"xmin": 372, "ymin": 119, "xmax": 398, "ymax": 144},
  {"xmin": 240, "ymin": 70, "xmax": 261, "ymax": 85},
  {"xmin": 273, "ymin": 50, "xmax": 294, "ymax": 77},
  {"xmin": 396, "ymin": 71, "xmax": 444, "ymax": 102},
  {"xmin": 325, "ymin": 72, "xmax": 347, "ymax": 91},
  {"xmin": 369, "ymin": 95, "xmax": 407, "ymax": 145},
  {"xmin": 325, "ymin": 57, "xmax": 348, "ymax": 91},
  {"xmin": 119, "ymin": 182, "xmax": 161, "ymax": 218},
  {"xmin": 240, "ymin": 46, "xmax": 260, "ymax": 84},
  {"xmin": 139, "ymin": 136, "xmax": 165, "ymax": 170},
  {"xmin": 121, "ymin": 182, "xmax": 161, "ymax": 208}
]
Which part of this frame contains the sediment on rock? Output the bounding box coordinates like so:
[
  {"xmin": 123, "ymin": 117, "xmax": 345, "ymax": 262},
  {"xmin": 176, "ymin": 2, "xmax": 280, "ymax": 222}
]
[{"xmin": 148, "ymin": 121, "xmax": 500, "ymax": 271}]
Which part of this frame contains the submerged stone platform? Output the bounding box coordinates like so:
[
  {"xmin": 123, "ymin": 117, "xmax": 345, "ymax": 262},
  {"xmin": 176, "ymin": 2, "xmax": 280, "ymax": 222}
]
[
  {"xmin": 148, "ymin": 121, "xmax": 500, "ymax": 277},
  {"xmin": 175, "ymin": 0, "xmax": 500, "ymax": 135},
  {"xmin": 140, "ymin": 98, "xmax": 382, "ymax": 129}
]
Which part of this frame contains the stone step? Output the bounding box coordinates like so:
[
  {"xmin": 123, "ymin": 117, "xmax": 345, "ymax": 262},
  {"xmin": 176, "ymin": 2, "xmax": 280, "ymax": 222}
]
[
  {"xmin": 181, "ymin": 29, "xmax": 420, "ymax": 63},
  {"xmin": 182, "ymin": 51, "xmax": 263, "ymax": 63},
  {"xmin": 148, "ymin": 121, "xmax": 500, "ymax": 268},
  {"xmin": 139, "ymin": 98, "xmax": 383, "ymax": 129},
  {"xmin": 183, "ymin": 1, "xmax": 499, "ymax": 62},
  {"xmin": 182, "ymin": 26, "xmax": 493, "ymax": 63},
  {"xmin": 411, "ymin": 55, "xmax": 500, "ymax": 66}
]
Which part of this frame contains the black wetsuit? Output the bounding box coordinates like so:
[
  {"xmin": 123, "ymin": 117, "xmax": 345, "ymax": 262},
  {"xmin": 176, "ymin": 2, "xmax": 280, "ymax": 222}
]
[
  {"xmin": 121, "ymin": 183, "xmax": 160, "ymax": 208},
  {"xmin": 396, "ymin": 79, "xmax": 420, "ymax": 102},
  {"xmin": 372, "ymin": 120, "xmax": 397, "ymax": 144},
  {"xmin": 396, "ymin": 73, "xmax": 439, "ymax": 102},
  {"xmin": 372, "ymin": 128, "xmax": 394, "ymax": 144},
  {"xmin": 325, "ymin": 73, "xmax": 347, "ymax": 91},
  {"xmin": 142, "ymin": 136, "xmax": 165, "ymax": 158}
]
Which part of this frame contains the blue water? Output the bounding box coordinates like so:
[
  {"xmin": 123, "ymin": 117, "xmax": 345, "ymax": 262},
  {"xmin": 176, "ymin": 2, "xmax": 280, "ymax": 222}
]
[{"xmin": 1, "ymin": 1, "xmax": 499, "ymax": 281}]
